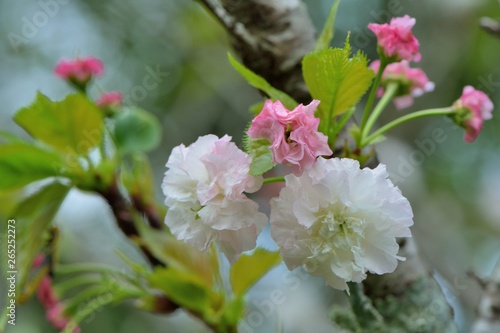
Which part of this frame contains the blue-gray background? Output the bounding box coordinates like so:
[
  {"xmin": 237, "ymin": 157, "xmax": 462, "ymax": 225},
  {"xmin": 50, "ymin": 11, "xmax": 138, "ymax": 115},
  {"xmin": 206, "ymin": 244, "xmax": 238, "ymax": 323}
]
[{"xmin": 0, "ymin": 0, "xmax": 499, "ymax": 332}]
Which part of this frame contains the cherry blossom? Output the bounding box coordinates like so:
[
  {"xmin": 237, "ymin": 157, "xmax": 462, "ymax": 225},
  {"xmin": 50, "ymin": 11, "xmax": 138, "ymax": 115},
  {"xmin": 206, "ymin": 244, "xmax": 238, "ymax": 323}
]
[
  {"xmin": 453, "ymin": 86, "xmax": 494, "ymax": 142},
  {"xmin": 368, "ymin": 15, "xmax": 421, "ymax": 62},
  {"xmin": 162, "ymin": 134, "xmax": 267, "ymax": 262},
  {"xmin": 370, "ymin": 60, "xmax": 434, "ymax": 109},
  {"xmin": 247, "ymin": 100, "xmax": 332, "ymax": 175},
  {"xmin": 270, "ymin": 158, "xmax": 413, "ymax": 291}
]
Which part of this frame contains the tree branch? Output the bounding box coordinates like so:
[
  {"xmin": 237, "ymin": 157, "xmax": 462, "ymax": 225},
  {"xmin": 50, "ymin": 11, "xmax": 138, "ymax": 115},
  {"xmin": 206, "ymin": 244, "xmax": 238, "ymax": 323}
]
[{"xmin": 472, "ymin": 259, "xmax": 500, "ymax": 333}]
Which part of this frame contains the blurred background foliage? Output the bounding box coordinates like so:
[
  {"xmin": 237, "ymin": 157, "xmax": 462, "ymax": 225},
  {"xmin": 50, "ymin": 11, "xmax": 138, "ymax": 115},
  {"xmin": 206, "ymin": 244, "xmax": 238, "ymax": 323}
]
[{"xmin": 0, "ymin": 0, "xmax": 499, "ymax": 332}]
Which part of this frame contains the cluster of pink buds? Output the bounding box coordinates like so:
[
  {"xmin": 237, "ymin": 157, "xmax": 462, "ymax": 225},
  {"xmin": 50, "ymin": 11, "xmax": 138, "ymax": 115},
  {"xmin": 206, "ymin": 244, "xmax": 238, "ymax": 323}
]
[
  {"xmin": 369, "ymin": 16, "xmax": 493, "ymax": 142},
  {"xmin": 54, "ymin": 56, "xmax": 123, "ymax": 115}
]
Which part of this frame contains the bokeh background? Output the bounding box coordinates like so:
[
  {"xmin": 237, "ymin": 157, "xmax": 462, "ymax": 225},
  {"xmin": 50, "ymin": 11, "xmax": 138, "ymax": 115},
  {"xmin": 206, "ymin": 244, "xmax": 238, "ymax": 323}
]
[{"xmin": 0, "ymin": 0, "xmax": 499, "ymax": 332}]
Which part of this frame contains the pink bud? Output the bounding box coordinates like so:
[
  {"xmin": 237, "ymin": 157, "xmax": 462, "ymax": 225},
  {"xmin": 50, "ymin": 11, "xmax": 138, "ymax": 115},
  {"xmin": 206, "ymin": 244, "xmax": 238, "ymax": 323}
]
[
  {"xmin": 370, "ymin": 60, "xmax": 434, "ymax": 109},
  {"xmin": 54, "ymin": 56, "xmax": 104, "ymax": 84},
  {"xmin": 368, "ymin": 15, "xmax": 421, "ymax": 62},
  {"xmin": 96, "ymin": 91, "xmax": 123, "ymax": 108},
  {"xmin": 454, "ymin": 86, "xmax": 494, "ymax": 143}
]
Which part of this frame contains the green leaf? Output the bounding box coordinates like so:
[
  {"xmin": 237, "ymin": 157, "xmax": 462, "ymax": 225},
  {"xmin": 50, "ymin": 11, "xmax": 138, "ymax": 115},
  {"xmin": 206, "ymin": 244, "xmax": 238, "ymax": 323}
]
[
  {"xmin": 228, "ymin": 53, "xmax": 298, "ymax": 110},
  {"xmin": 138, "ymin": 225, "xmax": 214, "ymax": 288},
  {"xmin": 113, "ymin": 107, "xmax": 161, "ymax": 154},
  {"xmin": 12, "ymin": 182, "xmax": 70, "ymax": 290},
  {"xmin": 303, "ymin": 38, "xmax": 374, "ymax": 129},
  {"xmin": 148, "ymin": 267, "xmax": 211, "ymax": 314},
  {"xmin": 0, "ymin": 143, "xmax": 76, "ymax": 190},
  {"xmin": 230, "ymin": 248, "xmax": 281, "ymax": 295},
  {"xmin": 14, "ymin": 92, "xmax": 104, "ymax": 155},
  {"xmin": 244, "ymin": 136, "xmax": 276, "ymax": 176},
  {"xmin": 0, "ymin": 130, "xmax": 29, "ymax": 144},
  {"xmin": 315, "ymin": 0, "xmax": 341, "ymax": 51}
]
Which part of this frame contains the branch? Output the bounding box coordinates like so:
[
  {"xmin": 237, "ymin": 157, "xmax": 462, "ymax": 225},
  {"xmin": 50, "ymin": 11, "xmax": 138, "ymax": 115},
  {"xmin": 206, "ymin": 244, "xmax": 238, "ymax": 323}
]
[
  {"xmin": 196, "ymin": 1, "xmax": 459, "ymax": 331},
  {"xmin": 203, "ymin": 0, "xmax": 316, "ymax": 103},
  {"xmin": 96, "ymin": 176, "xmax": 164, "ymax": 267},
  {"xmin": 472, "ymin": 259, "xmax": 500, "ymax": 333}
]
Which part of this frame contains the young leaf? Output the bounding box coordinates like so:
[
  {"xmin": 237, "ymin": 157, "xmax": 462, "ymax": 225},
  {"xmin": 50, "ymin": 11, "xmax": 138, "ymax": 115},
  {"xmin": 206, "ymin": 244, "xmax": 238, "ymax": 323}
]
[
  {"xmin": 244, "ymin": 136, "xmax": 275, "ymax": 176},
  {"xmin": 113, "ymin": 107, "xmax": 161, "ymax": 154},
  {"xmin": 14, "ymin": 92, "xmax": 104, "ymax": 156},
  {"xmin": 303, "ymin": 38, "xmax": 374, "ymax": 129},
  {"xmin": 0, "ymin": 143, "xmax": 75, "ymax": 190},
  {"xmin": 230, "ymin": 248, "xmax": 281, "ymax": 295},
  {"xmin": 11, "ymin": 182, "xmax": 70, "ymax": 290},
  {"xmin": 138, "ymin": 224, "xmax": 214, "ymax": 288},
  {"xmin": 228, "ymin": 53, "xmax": 298, "ymax": 110},
  {"xmin": 315, "ymin": 0, "xmax": 341, "ymax": 51},
  {"xmin": 148, "ymin": 267, "xmax": 211, "ymax": 314}
]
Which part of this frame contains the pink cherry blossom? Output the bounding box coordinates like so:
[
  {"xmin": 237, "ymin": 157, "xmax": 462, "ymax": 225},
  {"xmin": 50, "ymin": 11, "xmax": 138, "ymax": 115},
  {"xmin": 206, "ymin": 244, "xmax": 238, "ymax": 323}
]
[
  {"xmin": 96, "ymin": 91, "xmax": 123, "ymax": 108},
  {"xmin": 54, "ymin": 56, "xmax": 104, "ymax": 83},
  {"xmin": 370, "ymin": 60, "xmax": 434, "ymax": 109},
  {"xmin": 37, "ymin": 275, "xmax": 80, "ymax": 333},
  {"xmin": 247, "ymin": 100, "xmax": 332, "ymax": 175},
  {"xmin": 454, "ymin": 86, "xmax": 494, "ymax": 143},
  {"xmin": 368, "ymin": 15, "xmax": 421, "ymax": 62}
]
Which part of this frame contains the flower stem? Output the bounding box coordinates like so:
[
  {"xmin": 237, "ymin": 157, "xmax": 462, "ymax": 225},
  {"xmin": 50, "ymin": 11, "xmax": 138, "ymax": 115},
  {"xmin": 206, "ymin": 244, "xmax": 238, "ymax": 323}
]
[
  {"xmin": 361, "ymin": 82, "xmax": 398, "ymax": 142},
  {"xmin": 330, "ymin": 107, "xmax": 357, "ymax": 141},
  {"xmin": 363, "ymin": 107, "xmax": 456, "ymax": 146},
  {"xmin": 359, "ymin": 59, "xmax": 388, "ymax": 142},
  {"xmin": 263, "ymin": 176, "xmax": 285, "ymax": 184}
]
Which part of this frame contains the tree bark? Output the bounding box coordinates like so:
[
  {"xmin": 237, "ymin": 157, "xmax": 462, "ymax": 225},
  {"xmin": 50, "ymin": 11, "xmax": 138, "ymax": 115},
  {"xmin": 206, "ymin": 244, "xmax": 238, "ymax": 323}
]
[
  {"xmin": 472, "ymin": 259, "xmax": 500, "ymax": 333},
  {"xmin": 196, "ymin": 1, "xmax": 460, "ymax": 332}
]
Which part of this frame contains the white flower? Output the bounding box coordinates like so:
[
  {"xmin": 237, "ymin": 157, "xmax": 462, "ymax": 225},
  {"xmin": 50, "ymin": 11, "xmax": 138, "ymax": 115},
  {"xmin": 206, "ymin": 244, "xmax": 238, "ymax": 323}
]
[
  {"xmin": 270, "ymin": 158, "xmax": 413, "ymax": 291},
  {"xmin": 162, "ymin": 134, "xmax": 267, "ymax": 262}
]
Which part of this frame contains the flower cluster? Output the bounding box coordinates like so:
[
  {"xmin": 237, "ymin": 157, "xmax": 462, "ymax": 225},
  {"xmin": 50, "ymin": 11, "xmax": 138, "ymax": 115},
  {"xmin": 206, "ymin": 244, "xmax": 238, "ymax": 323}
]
[
  {"xmin": 270, "ymin": 158, "xmax": 413, "ymax": 291},
  {"xmin": 162, "ymin": 134, "xmax": 267, "ymax": 262},
  {"xmin": 368, "ymin": 16, "xmax": 493, "ymax": 140},
  {"xmin": 370, "ymin": 60, "xmax": 434, "ymax": 109},
  {"xmin": 247, "ymin": 100, "xmax": 332, "ymax": 175},
  {"xmin": 160, "ymin": 14, "xmax": 493, "ymax": 294}
]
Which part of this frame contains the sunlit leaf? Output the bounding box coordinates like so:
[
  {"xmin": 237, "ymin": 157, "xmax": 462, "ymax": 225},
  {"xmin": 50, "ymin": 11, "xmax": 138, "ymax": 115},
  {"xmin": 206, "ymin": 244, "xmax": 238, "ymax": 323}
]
[
  {"xmin": 228, "ymin": 53, "xmax": 298, "ymax": 110},
  {"xmin": 0, "ymin": 143, "xmax": 73, "ymax": 190},
  {"xmin": 303, "ymin": 38, "xmax": 373, "ymax": 132},
  {"xmin": 148, "ymin": 267, "xmax": 211, "ymax": 314},
  {"xmin": 14, "ymin": 92, "xmax": 104, "ymax": 155},
  {"xmin": 138, "ymin": 225, "xmax": 213, "ymax": 287},
  {"xmin": 230, "ymin": 248, "xmax": 281, "ymax": 295}
]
